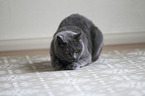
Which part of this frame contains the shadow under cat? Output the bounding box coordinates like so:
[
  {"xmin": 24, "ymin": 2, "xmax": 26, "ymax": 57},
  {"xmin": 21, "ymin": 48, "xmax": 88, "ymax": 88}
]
[
  {"xmin": 25, "ymin": 61, "xmax": 55, "ymax": 72},
  {"xmin": 21, "ymin": 61, "xmax": 77, "ymax": 73}
]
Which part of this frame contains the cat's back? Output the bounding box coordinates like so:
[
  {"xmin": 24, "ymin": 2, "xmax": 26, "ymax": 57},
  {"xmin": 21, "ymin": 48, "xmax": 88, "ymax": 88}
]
[{"xmin": 58, "ymin": 14, "xmax": 93, "ymax": 31}]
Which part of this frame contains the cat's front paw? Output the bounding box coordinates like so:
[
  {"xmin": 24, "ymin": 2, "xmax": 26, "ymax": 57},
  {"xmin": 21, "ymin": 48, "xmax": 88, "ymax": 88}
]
[
  {"xmin": 66, "ymin": 62, "xmax": 80, "ymax": 70},
  {"xmin": 52, "ymin": 60, "xmax": 64, "ymax": 70}
]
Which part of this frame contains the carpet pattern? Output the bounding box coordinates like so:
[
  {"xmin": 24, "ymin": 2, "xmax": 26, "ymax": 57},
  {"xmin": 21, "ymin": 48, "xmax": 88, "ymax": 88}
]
[{"xmin": 0, "ymin": 48, "xmax": 145, "ymax": 96}]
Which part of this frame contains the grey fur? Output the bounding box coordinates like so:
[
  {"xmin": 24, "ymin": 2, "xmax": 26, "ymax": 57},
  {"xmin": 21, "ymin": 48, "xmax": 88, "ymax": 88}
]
[{"xmin": 50, "ymin": 14, "xmax": 103, "ymax": 70}]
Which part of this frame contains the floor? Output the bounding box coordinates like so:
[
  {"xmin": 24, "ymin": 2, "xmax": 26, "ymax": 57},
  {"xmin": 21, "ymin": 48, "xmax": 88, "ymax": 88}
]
[{"xmin": 0, "ymin": 44, "xmax": 145, "ymax": 96}]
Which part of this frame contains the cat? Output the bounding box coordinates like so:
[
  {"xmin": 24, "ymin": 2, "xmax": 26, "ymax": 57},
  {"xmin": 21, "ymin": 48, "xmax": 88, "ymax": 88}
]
[{"xmin": 50, "ymin": 14, "xmax": 103, "ymax": 70}]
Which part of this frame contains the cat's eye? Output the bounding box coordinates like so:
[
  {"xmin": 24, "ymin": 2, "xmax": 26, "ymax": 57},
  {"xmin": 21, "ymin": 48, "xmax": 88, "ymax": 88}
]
[
  {"xmin": 75, "ymin": 50, "xmax": 80, "ymax": 54},
  {"xmin": 65, "ymin": 51, "xmax": 70, "ymax": 55}
]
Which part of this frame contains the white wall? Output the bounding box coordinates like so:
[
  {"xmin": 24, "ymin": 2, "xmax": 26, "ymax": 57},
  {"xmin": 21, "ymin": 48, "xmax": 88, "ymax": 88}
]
[{"xmin": 0, "ymin": 0, "xmax": 145, "ymax": 51}]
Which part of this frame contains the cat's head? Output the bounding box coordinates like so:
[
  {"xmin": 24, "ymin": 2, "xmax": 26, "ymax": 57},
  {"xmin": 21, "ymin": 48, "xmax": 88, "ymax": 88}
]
[{"xmin": 54, "ymin": 31, "xmax": 84, "ymax": 63}]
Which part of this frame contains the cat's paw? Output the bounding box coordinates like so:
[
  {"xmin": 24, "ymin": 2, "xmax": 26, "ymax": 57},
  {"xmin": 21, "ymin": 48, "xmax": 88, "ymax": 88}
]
[
  {"xmin": 66, "ymin": 62, "xmax": 80, "ymax": 70},
  {"xmin": 52, "ymin": 60, "xmax": 64, "ymax": 70}
]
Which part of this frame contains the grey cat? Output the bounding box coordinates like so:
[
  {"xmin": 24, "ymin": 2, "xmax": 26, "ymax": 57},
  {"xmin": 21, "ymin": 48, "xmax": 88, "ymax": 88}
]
[{"xmin": 50, "ymin": 14, "xmax": 103, "ymax": 70}]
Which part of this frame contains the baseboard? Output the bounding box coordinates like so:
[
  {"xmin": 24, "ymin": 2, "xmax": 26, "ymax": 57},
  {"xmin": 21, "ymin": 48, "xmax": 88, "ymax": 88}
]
[
  {"xmin": 0, "ymin": 32, "xmax": 145, "ymax": 51},
  {"xmin": 104, "ymin": 31, "xmax": 145, "ymax": 45},
  {"xmin": 0, "ymin": 38, "xmax": 52, "ymax": 51}
]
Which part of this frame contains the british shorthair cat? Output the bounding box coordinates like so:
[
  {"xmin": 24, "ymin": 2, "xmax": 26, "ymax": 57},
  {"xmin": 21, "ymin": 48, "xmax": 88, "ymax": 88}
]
[{"xmin": 50, "ymin": 14, "xmax": 103, "ymax": 70}]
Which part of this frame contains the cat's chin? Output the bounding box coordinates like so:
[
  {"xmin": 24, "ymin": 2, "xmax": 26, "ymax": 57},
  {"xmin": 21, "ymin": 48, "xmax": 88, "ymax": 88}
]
[
  {"xmin": 65, "ymin": 59, "xmax": 79, "ymax": 64},
  {"xmin": 60, "ymin": 59, "xmax": 73, "ymax": 64},
  {"xmin": 66, "ymin": 60, "xmax": 74, "ymax": 64}
]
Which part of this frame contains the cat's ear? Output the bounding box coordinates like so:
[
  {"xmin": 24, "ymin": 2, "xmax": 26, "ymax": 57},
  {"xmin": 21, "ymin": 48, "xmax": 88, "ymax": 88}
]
[
  {"xmin": 74, "ymin": 32, "xmax": 81, "ymax": 39},
  {"xmin": 57, "ymin": 35, "xmax": 67, "ymax": 46}
]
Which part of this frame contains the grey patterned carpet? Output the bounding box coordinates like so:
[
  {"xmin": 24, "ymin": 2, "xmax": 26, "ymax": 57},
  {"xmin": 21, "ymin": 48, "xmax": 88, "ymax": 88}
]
[{"xmin": 0, "ymin": 48, "xmax": 145, "ymax": 96}]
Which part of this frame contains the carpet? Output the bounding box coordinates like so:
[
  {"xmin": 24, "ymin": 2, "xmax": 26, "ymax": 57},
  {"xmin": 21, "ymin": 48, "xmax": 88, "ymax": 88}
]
[{"xmin": 0, "ymin": 48, "xmax": 145, "ymax": 96}]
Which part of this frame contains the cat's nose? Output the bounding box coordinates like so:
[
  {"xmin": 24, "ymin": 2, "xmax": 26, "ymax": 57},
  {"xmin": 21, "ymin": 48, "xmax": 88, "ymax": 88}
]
[{"xmin": 73, "ymin": 54, "xmax": 77, "ymax": 61}]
